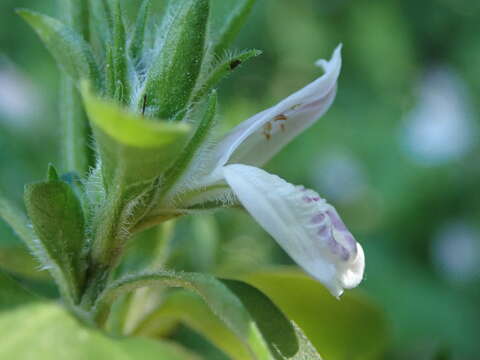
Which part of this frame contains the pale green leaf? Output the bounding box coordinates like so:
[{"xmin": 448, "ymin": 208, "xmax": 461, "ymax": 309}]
[
  {"xmin": 242, "ymin": 268, "xmax": 389, "ymax": 360},
  {"xmin": 129, "ymin": 0, "xmax": 151, "ymax": 60},
  {"xmin": 0, "ymin": 274, "xmax": 198, "ymax": 360},
  {"xmin": 136, "ymin": 290, "xmax": 252, "ymax": 360},
  {"xmin": 81, "ymin": 83, "xmax": 191, "ymax": 189},
  {"xmin": 97, "ymin": 271, "xmax": 299, "ymax": 359}
]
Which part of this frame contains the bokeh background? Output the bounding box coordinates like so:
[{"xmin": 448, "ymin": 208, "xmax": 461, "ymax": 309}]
[{"xmin": 1, "ymin": 0, "xmax": 480, "ymax": 359}]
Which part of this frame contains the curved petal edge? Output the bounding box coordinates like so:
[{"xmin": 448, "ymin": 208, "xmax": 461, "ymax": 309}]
[{"xmin": 223, "ymin": 163, "xmax": 364, "ymax": 297}]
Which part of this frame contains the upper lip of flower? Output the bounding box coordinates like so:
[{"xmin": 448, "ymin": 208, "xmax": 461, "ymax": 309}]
[{"xmin": 209, "ymin": 44, "xmax": 342, "ymax": 176}]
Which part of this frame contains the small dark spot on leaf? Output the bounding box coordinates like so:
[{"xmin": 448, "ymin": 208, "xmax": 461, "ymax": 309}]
[{"xmin": 229, "ymin": 60, "xmax": 242, "ymax": 70}]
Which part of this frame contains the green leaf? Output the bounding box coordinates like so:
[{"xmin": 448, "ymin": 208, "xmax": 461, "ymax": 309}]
[
  {"xmin": 139, "ymin": 0, "xmax": 209, "ymax": 119},
  {"xmin": 193, "ymin": 49, "xmax": 262, "ymax": 103},
  {"xmin": 136, "ymin": 290, "xmax": 253, "ymax": 360},
  {"xmin": 81, "ymin": 84, "xmax": 190, "ymax": 273},
  {"xmin": 17, "ymin": 9, "xmax": 102, "ymax": 90},
  {"xmin": 129, "ymin": 0, "xmax": 151, "ymax": 60},
  {"xmin": 97, "ymin": 271, "xmax": 300, "ymax": 359},
  {"xmin": 212, "ymin": 0, "xmax": 257, "ymax": 55},
  {"xmin": 0, "ymin": 191, "xmax": 73, "ymax": 299},
  {"xmin": 81, "ymin": 83, "xmax": 191, "ymax": 189},
  {"xmin": 24, "ymin": 178, "xmax": 87, "ymax": 303},
  {"xmin": 287, "ymin": 324, "xmax": 323, "ymax": 360},
  {"xmin": 0, "ymin": 292, "xmax": 198, "ymax": 359},
  {"xmin": 242, "ymin": 268, "xmax": 389, "ymax": 360},
  {"xmin": 222, "ymin": 279, "xmax": 298, "ymax": 359}
]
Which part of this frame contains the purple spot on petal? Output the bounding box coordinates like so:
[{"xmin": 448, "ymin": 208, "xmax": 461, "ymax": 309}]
[
  {"xmin": 317, "ymin": 224, "xmax": 330, "ymax": 239},
  {"xmin": 343, "ymin": 234, "xmax": 357, "ymax": 255},
  {"xmin": 311, "ymin": 213, "xmax": 326, "ymax": 224},
  {"xmin": 327, "ymin": 237, "xmax": 339, "ymax": 254},
  {"xmin": 327, "ymin": 209, "xmax": 348, "ymax": 231},
  {"xmin": 340, "ymin": 246, "xmax": 350, "ymax": 261}
]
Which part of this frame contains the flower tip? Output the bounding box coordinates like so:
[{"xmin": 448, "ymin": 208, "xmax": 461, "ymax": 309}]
[
  {"xmin": 339, "ymin": 242, "xmax": 365, "ymax": 290},
  {"xmin": 315, "ymin": 44, "xmax": 342, "ymax": 72}
]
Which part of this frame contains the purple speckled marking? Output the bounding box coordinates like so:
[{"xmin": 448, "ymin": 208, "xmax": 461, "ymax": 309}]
[
  {"xmin": 311, "ymin": 213, "xmax": 326, "ymax": 224},
  {"xmin": 327, "ymin": 237, "xmax": 350, "ymax": 261},
  {"xmin": 344, "ymin": 234, "xmax": 357, "ymax": 254},
  {"xmin": 303, "ymin": 196, "xmax": 321, "ymax": 203},
  {"xmin": 317, "ymin": 224, "xmax": 330, "ymax": 239},
  {"xmin": 339, "ymin": 246, "xmax": 350, "ymax": 261},
  {"xmin": 327, "ymin": 209, "xmax": 348, "ymax": 231}
]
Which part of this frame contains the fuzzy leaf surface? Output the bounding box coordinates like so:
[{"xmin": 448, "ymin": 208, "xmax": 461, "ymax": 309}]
[
  {"xmin": 17, "ymin": 9, "xmax": 102, "ymax": 90},
  {"xmin": 140, "ymin": 0, "xmax": 209, "ymax": 118},
  {"xmin": 24, "ymin": 179, "xmax": 87, "ymax": 302},
  {"xmin": 81, "ymin": 84, "xmax": 190, "ymax": 190},
  {"xmin": 98, "ymin": 271, "xmax": 300, "ymax": 359},
  {"xmin": 242, "ymin": 268, "xmax": 389, "ymax": 360},
  {"xmin": 0, "ymin": 272, "xmax": 198, "ymax": 360}
]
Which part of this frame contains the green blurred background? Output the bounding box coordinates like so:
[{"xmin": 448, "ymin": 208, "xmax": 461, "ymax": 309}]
[{"xmin": 1, "ymin": 0, "xmax": 479, "ymax": 359}]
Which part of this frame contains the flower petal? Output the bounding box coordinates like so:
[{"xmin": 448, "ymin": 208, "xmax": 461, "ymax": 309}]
[
  {"xmin": 212, "ymin": 45, "xmax": 342, "ymax": 175},
  {"xmin": 223, "ymin": 164, "xmax": 364, "ymax": 297}
]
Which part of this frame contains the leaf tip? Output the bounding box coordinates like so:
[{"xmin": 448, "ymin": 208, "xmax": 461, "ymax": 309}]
[{"xmin": 47, "ymin": 163, "xmax": 60, "ymax": 182}]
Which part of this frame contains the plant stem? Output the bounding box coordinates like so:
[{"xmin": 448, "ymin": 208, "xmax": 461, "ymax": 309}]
[{"xmin": 59, "ymin": 0, "xmax": 94, "ymax": 176}]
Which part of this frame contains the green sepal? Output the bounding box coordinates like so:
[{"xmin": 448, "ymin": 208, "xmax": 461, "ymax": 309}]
[
  {"xmin": 212, "ymin": 0, "xmax": 257, "ymax": 55},
  {"xmin": 96, "ymin": 271, "xmax": 299, "ymax": 360},
  {"xmin": 17, "ymin": 9, "xmax": 102, "ymax": 91},
  {"xmin": 129, "ymin": 0, "xmax": 151, "ymax": 61},
  {"xmin": 110, "ymin": 0, "xmax": 130, "ymax": 104},
  {"xmin": 161, "ymin": 91, "xmax": 217, "ymax": 197},
  {"xmin": 81, "ymin": 84, "xmax": 191, "ymax": 271},
  {"xmin": 139, "ymin": 0, "xmax": 209, "ymax": 119},
  {"xmin": 88, "ymin": 0, "xmax": 113, "ymax": 53},
  {"xmin": 193, "ymin": 49, "xmax": 262, "ymax": 103},
  {"xmin": 24, "ymin": 177, "xmax": 87, "ymax": 304}
]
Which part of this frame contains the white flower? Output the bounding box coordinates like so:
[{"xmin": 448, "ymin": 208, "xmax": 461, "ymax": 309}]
[
  {"xmin": 223, "ymin": 164, "xmax": 364, "ymax": 297},
  {"xmin": 165, "ymin": 45, "xmax": 365, "ymax": 296}
]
